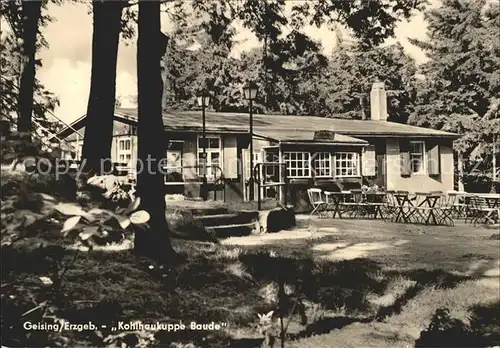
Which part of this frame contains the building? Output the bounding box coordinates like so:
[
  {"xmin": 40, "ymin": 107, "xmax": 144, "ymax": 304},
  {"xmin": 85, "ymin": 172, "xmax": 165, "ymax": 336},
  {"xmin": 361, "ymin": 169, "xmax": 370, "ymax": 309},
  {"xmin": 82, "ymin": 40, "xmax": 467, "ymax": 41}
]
[{"xmin": 58, "ymin": 82, "xmax": 460, "ymax": 211}]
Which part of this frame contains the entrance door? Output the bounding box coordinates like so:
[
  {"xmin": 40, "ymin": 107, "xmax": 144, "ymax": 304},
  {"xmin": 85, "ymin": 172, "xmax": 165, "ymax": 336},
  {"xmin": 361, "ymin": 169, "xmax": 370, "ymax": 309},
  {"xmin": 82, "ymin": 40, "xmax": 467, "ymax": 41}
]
[
  {"xmin": 242, "ymin": 149, "xmax": 263, "ymax": 201},
  {"xmin": 374, "ymin": 141, "xmax": 387, "ymax": 188},
  {"xmin": 165, "ymin": 141, "xmax": 183, "ymax": 183}
]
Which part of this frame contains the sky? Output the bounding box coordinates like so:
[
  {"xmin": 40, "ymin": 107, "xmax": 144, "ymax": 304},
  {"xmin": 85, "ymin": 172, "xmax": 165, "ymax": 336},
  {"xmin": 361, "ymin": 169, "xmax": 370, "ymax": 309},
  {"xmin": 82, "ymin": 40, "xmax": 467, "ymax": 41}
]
[{"xmin": 35, "ymin": 1, "xmax": 432, "ymax": 125}]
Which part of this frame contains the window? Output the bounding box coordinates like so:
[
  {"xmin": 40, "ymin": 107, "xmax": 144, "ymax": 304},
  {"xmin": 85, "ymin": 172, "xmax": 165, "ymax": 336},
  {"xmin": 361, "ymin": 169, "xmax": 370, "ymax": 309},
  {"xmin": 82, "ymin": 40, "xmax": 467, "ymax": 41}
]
[
  {"xmin": 284, "ymin": 152, "xmax": 310, "ymax": 178},
  {"xmin": 245, "ymin": 151, "xmax": 262, "ymax": 179},
  {"xmin": 119, "ymin": 139, "xmax": 131, "ymax": 151},
  {"xmin": 334, "ymin": 152, "xmax": 359, "ymax": 177},
  {"xmin": 314, "ymin": 152, "xmax": 331, "ymax": 177},
  {"xmin": 409, "ymin": 141, "xmax": 426, "ymax": 174},
  {"xmin": 117, "ymin": 137, "xmax": 132, "ymax": 166},
  {"xmin": 119, "ymin": 154, "xmax": 131, "ymax": 162},
  {"xmin": 197, "ymin": 136, "xmax": 222, "ymax": 180},
  {"xmin": 264, "ymin": 152, "xmax": 278, "ymax": 177}
]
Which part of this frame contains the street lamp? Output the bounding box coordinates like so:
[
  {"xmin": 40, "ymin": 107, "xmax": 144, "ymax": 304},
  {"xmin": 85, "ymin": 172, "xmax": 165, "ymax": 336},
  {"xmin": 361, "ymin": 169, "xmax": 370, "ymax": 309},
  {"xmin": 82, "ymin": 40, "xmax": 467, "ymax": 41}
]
[
  {"xmin": 242, "ymin": 80, "xmax": 259, "ymax": 201},
  {"xmin": 197, "ymin": 88, "xmax": 211, "ymax": 200}
]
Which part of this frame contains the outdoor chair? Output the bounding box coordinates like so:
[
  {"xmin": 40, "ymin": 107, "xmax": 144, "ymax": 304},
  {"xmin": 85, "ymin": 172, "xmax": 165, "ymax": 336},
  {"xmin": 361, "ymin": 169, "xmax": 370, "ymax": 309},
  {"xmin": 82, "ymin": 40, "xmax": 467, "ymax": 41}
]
[
  {"xmin": 468, "ymin": 195, "xmax": 498, "ymax": 226},
  {"xmin": 349, "ymin": 189, "xmax": 366, "ymax": 218},
  {"xmin": 340, "ymin": 190, "xmax": 359, "ymax": 218},
  {"xmin": 307, "ymin": 188, "xmax": 328, "ymax": 218},
  {"xmin": 448, "ymin": 191, "xmax": 469, "ymax": 220},
  {"xmin": 384, "ymin": 191, "xmax": 399, "ymax": 221},
  {"xmin": 437, "ymin": 192, "xmax": 457, "ymax": 226}
]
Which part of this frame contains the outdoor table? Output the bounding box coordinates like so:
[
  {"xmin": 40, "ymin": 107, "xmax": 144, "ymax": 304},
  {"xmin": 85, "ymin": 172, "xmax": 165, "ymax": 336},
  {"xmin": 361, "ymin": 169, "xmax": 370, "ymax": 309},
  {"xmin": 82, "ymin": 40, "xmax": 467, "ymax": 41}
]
[
  {"xmin": 413, "ymin": 193, "xmax": 443, "ymax": 225},
  {"xmin": 392, "ymin": 191, "xmax": 415, "ymax": 223},
  {"xmin": 364, "ymin": 192, "xmax": 386, "ymax": 219},
  {"xmin": 324, "ymin": 191, "xmax": 346, "ymax": 218}
]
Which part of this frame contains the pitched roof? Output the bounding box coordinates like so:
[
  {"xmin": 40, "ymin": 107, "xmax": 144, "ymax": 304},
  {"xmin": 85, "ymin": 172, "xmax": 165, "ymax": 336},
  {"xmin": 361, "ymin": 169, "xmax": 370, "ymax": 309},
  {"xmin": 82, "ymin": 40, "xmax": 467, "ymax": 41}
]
[{"xmin": 59, "ymin": 108, "xmax": 460, "ymax": 139}]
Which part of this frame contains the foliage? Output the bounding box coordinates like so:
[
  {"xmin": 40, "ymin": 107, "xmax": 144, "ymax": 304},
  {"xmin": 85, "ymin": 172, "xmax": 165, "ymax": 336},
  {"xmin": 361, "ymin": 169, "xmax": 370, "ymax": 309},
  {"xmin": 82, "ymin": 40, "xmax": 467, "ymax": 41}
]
[
  {"xmin": 0, "ymin": 32, "xmax": 59, "ymax": 131},
  {"xmin": 414, "ymin": 307, "xmax": 493, "ymax": 347},
  {"xmin": 322, "ymin": 42, "xmax": 417, "ymax": 122},
  {"xmin": 288, "ymin": 0, "xmax": 427, "ymax": 47},
  {"xmin": 409, "ymin": 0, "xmax": 500, "ymax": 154},
  {"xmin": 161, "ymin": 6, "xmax": 418, "ymax": 117}
]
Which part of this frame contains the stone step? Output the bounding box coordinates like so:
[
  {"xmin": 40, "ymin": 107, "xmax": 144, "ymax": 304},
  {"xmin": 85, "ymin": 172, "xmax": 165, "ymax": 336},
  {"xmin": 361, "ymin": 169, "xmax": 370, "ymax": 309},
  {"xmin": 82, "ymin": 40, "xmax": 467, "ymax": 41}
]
[
  {"xmin": 188, "ymin": 207, "xmax": 231, "ymax": 216},
  {"xmin": 207, "ymin": 222, "xmax": 256, "ymax": 238},
  {"xmin": 195, "ymin": 211, "xmax": 258, "ymax": 227}
]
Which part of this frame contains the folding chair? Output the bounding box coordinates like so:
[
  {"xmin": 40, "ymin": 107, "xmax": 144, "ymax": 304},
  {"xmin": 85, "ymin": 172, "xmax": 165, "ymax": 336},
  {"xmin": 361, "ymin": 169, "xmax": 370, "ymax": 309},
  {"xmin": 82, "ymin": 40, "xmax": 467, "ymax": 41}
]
[
  {"xmin": 351, "ymin": 189, "xmax": 369, "ymax": 218},
  {"xmin": 469, "ymin": 195, "xmax": 498, "ymax": 226},
  {"xmin": 447, "ymin": 191, "xmax": 468, "ymax": 219},
  {"xmin": 340, "ymin": 190, "xmax": 358, "ymax": 218},
  {"xmin": 307, "ymin": 188, "xmax": 328, "ymax": 218},
  {"xmin": 384, "ymin": 191, "xmax": 398, "ymax": 221},
  {"xmin": 437, "ymin": 192, "xmax": 457, "ymax": 226}
]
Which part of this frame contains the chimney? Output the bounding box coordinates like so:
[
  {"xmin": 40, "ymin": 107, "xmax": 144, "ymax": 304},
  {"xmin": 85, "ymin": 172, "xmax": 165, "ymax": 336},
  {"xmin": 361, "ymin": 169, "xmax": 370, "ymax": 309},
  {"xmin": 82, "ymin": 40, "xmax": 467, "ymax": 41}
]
[{"xmin": 370, "ymin": 80, "xmax": 388, "ymax": 121}]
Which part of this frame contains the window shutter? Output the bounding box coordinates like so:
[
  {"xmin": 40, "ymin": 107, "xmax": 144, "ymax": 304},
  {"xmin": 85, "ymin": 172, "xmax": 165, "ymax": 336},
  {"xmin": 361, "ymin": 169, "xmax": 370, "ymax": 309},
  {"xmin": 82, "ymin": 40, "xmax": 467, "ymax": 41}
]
[
  {"xmin": 183, "ymin": 139, "xmax": 197, "ymax": 180},
  {"xmin": 427, "ymin": 140, "xmax": 441, "ymax": 176},
  {"xmin": 362, "ymin": 145, "xmax": 376, "ymax": 176},
  {"xmin": 400, "ymin": 140, "xmax": 411, "ymax": 177},
  {"xmin": 223, "ymin": 135, "xmax": 238, "ymax": 179}
]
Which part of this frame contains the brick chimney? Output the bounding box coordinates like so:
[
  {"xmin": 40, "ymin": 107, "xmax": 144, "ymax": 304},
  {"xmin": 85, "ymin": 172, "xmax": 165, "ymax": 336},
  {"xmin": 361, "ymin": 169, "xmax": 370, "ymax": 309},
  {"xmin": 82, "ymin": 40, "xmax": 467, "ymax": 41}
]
[{"xmin": 370, "ymin": 80, "xmax": 388, "ymax": 121}]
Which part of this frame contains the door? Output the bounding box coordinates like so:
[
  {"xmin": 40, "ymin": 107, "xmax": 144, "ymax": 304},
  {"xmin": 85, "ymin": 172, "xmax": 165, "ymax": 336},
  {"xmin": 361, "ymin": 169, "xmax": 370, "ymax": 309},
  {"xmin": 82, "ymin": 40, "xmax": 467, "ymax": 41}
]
[
  {"xmin": 242, "ymin": 149, "xmax": 263, "ymax": 201},
  {"xmin": 165, "ymin": 141, "xmax": 183, "ymax": 183},
  {"xmin": 375, "ymin": 140, "xmax": 387, "ymax": 188}
]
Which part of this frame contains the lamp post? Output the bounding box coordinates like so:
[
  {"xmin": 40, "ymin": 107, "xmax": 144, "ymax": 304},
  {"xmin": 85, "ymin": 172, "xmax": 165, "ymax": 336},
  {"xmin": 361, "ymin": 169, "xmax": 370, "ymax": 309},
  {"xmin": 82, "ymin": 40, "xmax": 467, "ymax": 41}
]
[
  {"xmin": 242, "ymin": 80, "xmax": 259, "ymax": 201},
  {"xmin": 197, "ymin": 88, "xmax": 211, "ymax": 200}
]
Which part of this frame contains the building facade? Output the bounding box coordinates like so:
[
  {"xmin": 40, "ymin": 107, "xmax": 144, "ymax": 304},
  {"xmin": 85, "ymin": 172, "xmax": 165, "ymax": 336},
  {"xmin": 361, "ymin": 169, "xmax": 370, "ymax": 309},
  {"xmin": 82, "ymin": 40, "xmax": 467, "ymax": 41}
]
[{"xmin": 58, "ymin": 82, "xmax": 459, "ymax": 211}]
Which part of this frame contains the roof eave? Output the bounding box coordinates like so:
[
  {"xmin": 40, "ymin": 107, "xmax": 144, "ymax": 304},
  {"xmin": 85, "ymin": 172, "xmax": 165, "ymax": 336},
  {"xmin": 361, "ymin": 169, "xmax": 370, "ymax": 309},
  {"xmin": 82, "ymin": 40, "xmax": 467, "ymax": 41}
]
[
  {"xmin": 279, "ymin": 141, "xmax": 367, "ymax": 146},
  {"xmin": 339, "ymin": 132, "xmax": 460, "ymax": 139}
]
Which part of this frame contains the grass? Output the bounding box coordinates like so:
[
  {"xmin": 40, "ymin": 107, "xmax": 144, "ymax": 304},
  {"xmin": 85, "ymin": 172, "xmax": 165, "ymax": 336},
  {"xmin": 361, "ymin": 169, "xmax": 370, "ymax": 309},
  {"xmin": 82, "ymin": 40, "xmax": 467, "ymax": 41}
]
[{"xmin": 2, "ymin": 201, "xmax": 499, "ymax": 347}]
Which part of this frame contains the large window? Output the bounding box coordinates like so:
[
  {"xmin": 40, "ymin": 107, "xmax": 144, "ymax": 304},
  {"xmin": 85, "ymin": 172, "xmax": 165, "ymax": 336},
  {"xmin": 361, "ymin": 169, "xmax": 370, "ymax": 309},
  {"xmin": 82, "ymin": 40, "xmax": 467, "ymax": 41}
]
[
  {"xmin": 314, "ymin": 152, "xmax": 331, "ymax": 177},
  {"xmin": 334, "ymin": 152, "xmax": 359, "ymax": 177},
  {"xmin": 409, "ymin": 141, "xmax": 426, "ymax": 174},
  {"xmin": 198, "ymin": 136, "xmax": 222, "ymax": 180},
  {"xmin": 118, "ymin": 137, "xmax": 132, "ymax": 164},
  {"xmin": 284, "ymin": 152, "xmax": 311, "ymax": 178}
]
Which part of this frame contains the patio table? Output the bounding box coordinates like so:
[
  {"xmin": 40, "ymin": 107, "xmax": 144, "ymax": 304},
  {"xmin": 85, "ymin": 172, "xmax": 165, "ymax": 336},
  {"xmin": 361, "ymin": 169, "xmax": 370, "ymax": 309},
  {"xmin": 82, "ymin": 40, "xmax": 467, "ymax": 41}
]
[
  {"xmin": 413, "ymin": 193, "xmax": 443, "ymax": 225},
  {"xmin": 324, "ymin": 191, "xmax": 346, "ymax": 218},
  {"xmin": 392, "ymin": 191, "xmax": 415, "ymax": 223}
]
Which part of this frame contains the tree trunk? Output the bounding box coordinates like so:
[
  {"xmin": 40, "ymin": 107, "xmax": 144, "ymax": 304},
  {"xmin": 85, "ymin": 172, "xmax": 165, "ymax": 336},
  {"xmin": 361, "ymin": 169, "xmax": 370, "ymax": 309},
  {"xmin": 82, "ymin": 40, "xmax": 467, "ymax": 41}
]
[
  {"xmin": 135, "ymin": 0, "xmax": 175, "ymax": 261},
  {"xmin": 17, "ymin": 0, "xmax": 43, "ymax": 132},
  {"xmin": 81, "ymin": 0, "xmax": 124, "ymax": 174}
]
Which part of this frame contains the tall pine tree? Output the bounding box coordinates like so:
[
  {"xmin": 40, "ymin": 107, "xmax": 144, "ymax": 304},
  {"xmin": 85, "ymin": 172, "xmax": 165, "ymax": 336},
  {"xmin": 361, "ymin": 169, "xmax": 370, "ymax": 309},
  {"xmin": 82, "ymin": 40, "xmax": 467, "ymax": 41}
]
[{"xmin": 409, "ymin": 0, "xmax": 500, "ymax": 156}]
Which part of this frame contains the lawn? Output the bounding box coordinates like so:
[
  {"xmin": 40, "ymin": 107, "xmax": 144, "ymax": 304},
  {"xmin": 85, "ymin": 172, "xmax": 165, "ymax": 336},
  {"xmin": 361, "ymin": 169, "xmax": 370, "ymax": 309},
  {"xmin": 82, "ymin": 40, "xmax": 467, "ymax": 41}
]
[{"xmin": 3, "ymin": 205, "xmax": 499, "ymax": 347}]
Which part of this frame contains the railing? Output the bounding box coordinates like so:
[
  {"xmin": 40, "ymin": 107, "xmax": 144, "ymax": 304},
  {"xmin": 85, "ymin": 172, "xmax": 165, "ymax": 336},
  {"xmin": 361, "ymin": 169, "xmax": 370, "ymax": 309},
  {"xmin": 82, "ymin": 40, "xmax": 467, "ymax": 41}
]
[
  {"xmin": 9, "ymin": 83, "xmax": 83, "ymax": 158},
  {"xmin": 254, "ymin": 162, "xmax": 289, "ymax": 211},
  {"xmin": 163, "ymin": 164, "xmax": 226, "ymax": 202},
  {"xmin": 32, "ymin": 118, "xmax": 77, "ymax": 155}
]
